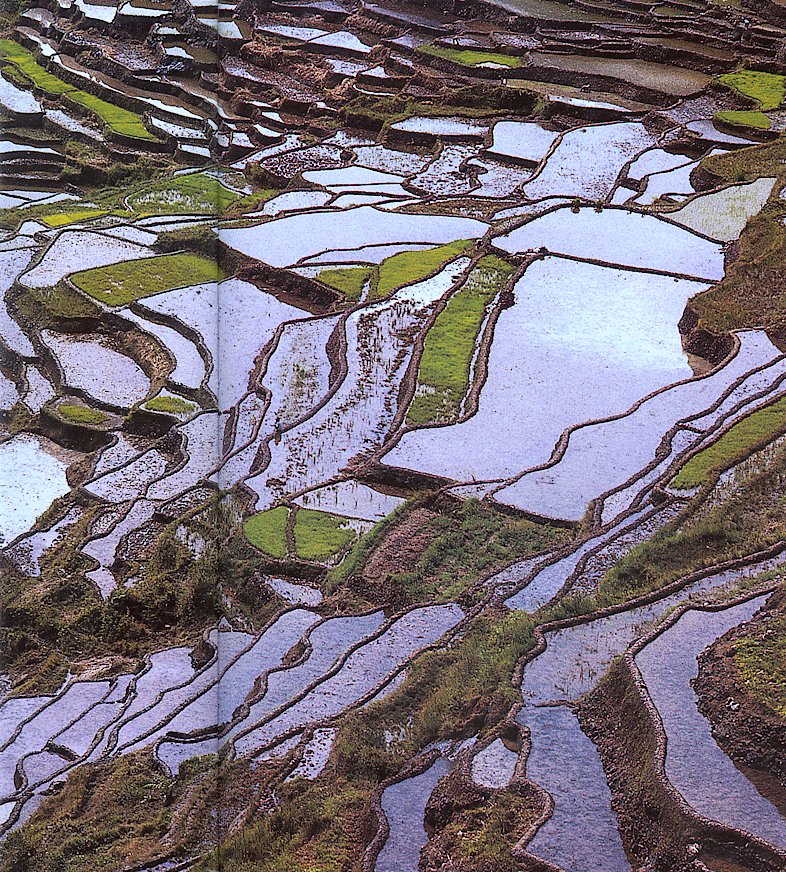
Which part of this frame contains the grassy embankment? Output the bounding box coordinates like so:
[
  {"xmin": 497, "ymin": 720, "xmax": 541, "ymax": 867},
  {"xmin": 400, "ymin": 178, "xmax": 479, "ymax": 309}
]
[
  {"xmin": 317, "ymin": 240, "xmax": 473, "ymax": 303},
  {"xmin": 733, "ymin": 609, "xmax": 786, "ymax": 718},
  {"xmin": 0, "ymin": 39, "xmax": 156, "ymax": 141},
  {"xmin": 670, "ymin": 395, "xmax": 786, "ymax": 489},
  {"xmin": 0, "ymin": 172, "xmax": 274, "ymax": 229},
  {"xmin": 595, "ymin": 443, "xmax": 786, "ymax": 608},
  {"xmin": 328, "ymin": 498, "xmax": 568, "ymax": 607},
  {"xmin": 69, "ymin": 252, "xmax": 224, "ymax": 306},
  {"xmin": 715, "ymin": 69, "xmax": 786, "ymax": 131},
  {"xmin": 408, "ymin": 255, "xmax": 514, "ymax": 426},
  {"xmin": 0, "ymin": 753, "xmax": 219, "ymax": 872}
]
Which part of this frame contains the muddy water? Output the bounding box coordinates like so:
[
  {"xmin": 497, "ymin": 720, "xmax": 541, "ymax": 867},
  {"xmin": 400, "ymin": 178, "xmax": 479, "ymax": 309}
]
[
  {"xmin": 521, "ymin": 705, "xmax": 630, "ymax": 871},
  {"xmin": 375, "ymin": 757, "xmax": 451, "ymax": 872},
  {"xmin": 636, "ymin": 596, "xmax": 786, "ymax": 848}
]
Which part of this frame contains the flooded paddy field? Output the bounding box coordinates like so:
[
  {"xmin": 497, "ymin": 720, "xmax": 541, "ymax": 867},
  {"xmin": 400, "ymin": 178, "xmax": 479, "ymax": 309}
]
[{"xmin": 0, "ymin": 0, "xmax": 785, "ymax": 867}]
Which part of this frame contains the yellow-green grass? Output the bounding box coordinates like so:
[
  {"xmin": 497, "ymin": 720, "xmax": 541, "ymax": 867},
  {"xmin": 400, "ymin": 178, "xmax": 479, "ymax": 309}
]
[
  {"xmin": 408, "ymin": 255, "xmax": 514, "ymax": 426},
  {"xmin": 671, "ymin": 395, "xmax": 786, "ymax": 489},
  {"xmin": 41, "ymin": 209, "xmax": 110, "ymax": 227},
  {"xmin": 417, "ymin": 44, "xmax": 523, "ymax": 69},
  {"xmin": 317, "ymin": 266, "xmax": 372, "ymax": 301},
  {"xmin": 293, "ymin": 508, "xmax": 356, "ymax": 562},
  {"xmin": 717, "ymin": 69, "xmax": 786, "ymax": 110},
  {"xmin": 733, "ymin": 613, "xmax": 786, "ymax": 718},
  {"xmin": 371, "ymin": 239, "xmax": 473, "ymax": 301},
  {"xmin": 128, "ymin": 173, "xmax": 241, "ymax": 216},
  {"xmin": 0, "ymin": 40, "xmax": 155, "ymax": 141},
  {"xmin": 243, "ymin": 506, "xmax": 289, "ymax": 558},
  {"xmin": 57, "ymin": 403, "xmax": 107, "ymax": 425},
  {"xmin": 715, "ymin": 110, "xmax": 771, "ymax": 131},
  {"xmin": 70, "ymin": 252, "xmax": 224, "ymax": 306},
  {"xmin": 144, "ymin": 396, "xmax": 195, "ymax": 415}
]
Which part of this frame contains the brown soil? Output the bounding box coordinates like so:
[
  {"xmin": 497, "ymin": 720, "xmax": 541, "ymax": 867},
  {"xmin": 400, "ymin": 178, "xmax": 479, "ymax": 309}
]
[{"xmin": 363, "ymin": 508, "xmax": 439, "ymax": 592}]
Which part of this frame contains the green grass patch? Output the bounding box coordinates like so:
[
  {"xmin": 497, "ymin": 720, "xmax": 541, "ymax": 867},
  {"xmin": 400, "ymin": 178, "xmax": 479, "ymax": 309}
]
[
  {"xmin": 41, "ymin": 209, "xmax": 109, "ymax": 227},
  {"xmin": 316, "ymin": 266, "xmax": 372, "ymax": 301},
  {"xmin": 128, "ymin": 172, "xmax": 241, "ymax": 216},
  {"xmin": 293, "ymin": 508, "xmax": 356, "ymax": 562},
  {"xmin": 671, "ymin": 396, "xmax": 786, "ymax": 489},
  {"xmin": 717, "ymin": 69, "xmax": 786, "ymax": 110},
  {"xmin": 0, "ymin": 40, "xmax": 155, "ymax": 142},
  {"xmin": 144, "ymin": 396, "xmax": 195, "ymax": 415},
  {"xmin": 70, "ymin": 252, "xmax": 224, "ymax": 306},
  {"xmin": 408, "ymin": 255, "xmax": 514, "ymax": 426},
  {"xmin": 715, "ymin": 109, "xmax": 771, "ymax": 131},
  {"xmin": 243, "ymin": 506, "xmax": 289, "ymax": 558},
  {"xmin": 56, "ymin": 404, "xmax": 107, "ymax": 425},
  {"xmin": 371, "ymin": 239, "xmax": 473, "ymax": 301},
  {"xmin": 417, "ymin": 43, "xmax": 523, "ymax": 68},
  {"xmin": 733, "ymin": 612, "xmax": 786, "ymax": 718}
]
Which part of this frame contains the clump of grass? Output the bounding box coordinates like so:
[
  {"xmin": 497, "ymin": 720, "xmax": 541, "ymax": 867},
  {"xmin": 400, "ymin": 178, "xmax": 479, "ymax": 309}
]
[
  {"xmin": 671, "ymin": 396, "xmax": 786, "ymax": 489},
  {"xmin": 408, "ymin": 255, "xmax": 514, "ymax": 426},
  {"xmin": 243, "ymin": 506, "xmax": 289, "ymax": 558},
  {"xmin": 316, "ymin": 266, "xmax": 372, "ymax": 301},
  {"xmin": 293, "ymin": 508, "xmax": 356, "ymax": 562},
  {"xmin": 371, "ymin": 239, "xmax": 472, "ymax": 301},
  {"xmin": 417, "ymin": 44, "xmax": 523, "ymax": 68},
  {"xmin": 128, "ymin": 172, "xmax": 241, "ymax": 216},
  {"xmin": 57, "ymin": 404, "xmax": 107, "ymax": 425},
  {"xmin": 717, "ymin": 69, "xmax": 786, "ymax": 110},
  {"xmin": 70, "ymin": 252, "xmax": 224, "ymax": 306},
  {"xmin": 144, "ymin": 396, "xmax": 195, "ymax": 415},
  {"xmin": 0, "ymin": 39, "xmax": 155, "ymax": 141}
]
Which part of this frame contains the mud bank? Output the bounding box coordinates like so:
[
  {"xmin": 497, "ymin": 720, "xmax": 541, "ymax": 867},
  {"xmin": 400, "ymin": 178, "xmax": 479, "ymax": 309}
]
[{"xmin": 693, "ymin": 591, "xmax": 786, "ymax": 799}]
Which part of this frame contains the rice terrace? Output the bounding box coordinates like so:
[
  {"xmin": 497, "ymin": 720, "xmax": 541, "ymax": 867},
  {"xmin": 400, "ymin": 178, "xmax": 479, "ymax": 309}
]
[{"xmin": 0, "ymin": 0, "xmax": 785, "ymax": 867}]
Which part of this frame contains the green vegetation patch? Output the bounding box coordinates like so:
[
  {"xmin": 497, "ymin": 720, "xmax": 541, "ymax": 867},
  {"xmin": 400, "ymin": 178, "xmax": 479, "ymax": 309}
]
[
  {"xmin": 408, "ymin": 255, "xmax": 514, "ymax": 426},
  {"xmin": 243, "ymin": 505, "xmax": 289, "ymax": 559},
  {"xmin": 371, "ymin": 239, "xmax": 473, "ymax": 301},
  {"xmin": 417, "ymin": 44, "xmax": 523, "ymax": 68},
  {"xmin": 717, "ymin": 69, "xmax": 786, "ymax": 110},
  {"xmin": 316, "ymin": 266, "xmax": 372, "ymax": 301},
  {"xmin": 144, "ymin": 395, "xmax": 195, "ymax": 415},
  {"xmin": 671, "ymin": 396, "xmax": 786, "ymax": 489},
  {"xmin": 70, "ymin": 252, "xmax": 224, "ymax": 306},
  {"xmin": 715, "ymin": 109, "xmax": 770, "ymax": 131},
  {"xmin": 733, "ymin": 612, "xmax": 786, "ymax": 718},
  {"xmin": 0, "ymin": 751, "xmax": 217, "ymax": 872},
  {"xmin": 128, "ymin": 172, "xmax": 241, "ymax": 216},
  {"xmin": 0, "ymin": 40, "xmax": 155, "ymax": 141},
  {"xmin": 57, "ymin": 404, "xmax": 107, "ymax": 425},
  {"xmin": 41, "ymin": 209, "xmax": 109, "ymax": 227},
  {"xmin": 331, "ymin": 498, "xmax": 568, "ymax": 606},
  {"xmin": 293, "ymin": 508, "xmax": 356, "ymax": 562}
]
